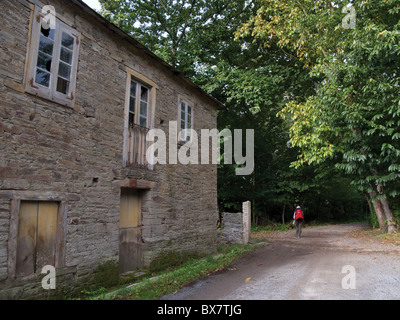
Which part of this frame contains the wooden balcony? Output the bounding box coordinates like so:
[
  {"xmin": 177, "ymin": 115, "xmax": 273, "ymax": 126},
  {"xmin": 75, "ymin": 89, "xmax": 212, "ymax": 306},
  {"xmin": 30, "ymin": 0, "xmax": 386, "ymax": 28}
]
[{"xmin": 127, "ymin": 123, "xmax": 150, "ymax": 169}]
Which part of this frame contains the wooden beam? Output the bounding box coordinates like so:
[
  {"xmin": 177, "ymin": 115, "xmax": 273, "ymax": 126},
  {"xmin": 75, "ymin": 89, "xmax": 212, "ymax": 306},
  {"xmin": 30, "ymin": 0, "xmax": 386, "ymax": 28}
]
[
  {"xmin": 113, "ymin": 178, "xmax": 156, "ymax": 190},
  {"xmin": 0, "ymin": 191, "xmax": 80, "ymax": 201}
]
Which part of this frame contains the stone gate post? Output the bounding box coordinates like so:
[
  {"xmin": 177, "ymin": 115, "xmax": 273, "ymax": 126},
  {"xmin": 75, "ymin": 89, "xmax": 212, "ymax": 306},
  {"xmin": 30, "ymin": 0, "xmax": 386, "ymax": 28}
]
[{"xmin": 242, "ymin": 201, "xmax": 251, "ymax": 244}]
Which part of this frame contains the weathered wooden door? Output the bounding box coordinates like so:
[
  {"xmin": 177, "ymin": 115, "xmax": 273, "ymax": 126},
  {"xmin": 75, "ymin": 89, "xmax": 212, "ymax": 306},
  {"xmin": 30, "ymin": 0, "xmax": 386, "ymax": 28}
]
[
  {"xmin": 16, "ymin": 201, "xmax": 59, "ymax": 277},
  {"xmin": 119, "ymin": 189, "xmax": 142, "ymax": 273}
]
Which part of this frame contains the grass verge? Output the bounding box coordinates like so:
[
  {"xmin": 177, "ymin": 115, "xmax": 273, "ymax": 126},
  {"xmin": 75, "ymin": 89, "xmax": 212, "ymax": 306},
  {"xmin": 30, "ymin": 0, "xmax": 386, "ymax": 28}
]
[
  {"xmin": 351, "ymin": 227, "xmax": 400, "ymax": 246},
  {"xmin": 90, "ymin": 243, "xmax": 260, "ymax": 300}
]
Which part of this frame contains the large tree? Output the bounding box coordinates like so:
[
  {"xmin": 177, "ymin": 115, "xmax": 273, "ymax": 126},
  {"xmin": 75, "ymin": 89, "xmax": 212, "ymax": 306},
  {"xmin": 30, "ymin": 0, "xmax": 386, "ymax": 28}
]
[
  {"xmin": 99, "ymin": 0, "xmax": 257, "ymax": 76},
  {"xmin": 238, "ymin": 0, "xmax": 400, "ymax": 232}
]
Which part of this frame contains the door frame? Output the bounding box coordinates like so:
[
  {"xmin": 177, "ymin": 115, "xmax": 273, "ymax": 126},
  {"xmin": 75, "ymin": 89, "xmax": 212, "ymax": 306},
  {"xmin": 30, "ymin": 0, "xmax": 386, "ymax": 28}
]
[{"xmin": 0, "ymin": 191, "xmax": 79, "ymax": 280}]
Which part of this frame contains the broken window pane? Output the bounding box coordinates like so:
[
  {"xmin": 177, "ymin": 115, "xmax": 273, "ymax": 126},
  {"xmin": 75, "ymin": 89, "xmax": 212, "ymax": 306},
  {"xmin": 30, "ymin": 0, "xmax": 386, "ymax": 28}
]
[
  {"xmin": 40, "ymin": 25, "xmax": 55, "ymax": 40},
  {"xmin": 61, "ymin": 32, "xmax": 74, "ymax": 50},
  {"xmin": 39, "ymin": 35, "xmax": 54, "ymax": 55},
  {"xmin": 35, "ymin": 69, "xmax": 50, "ymax": 87},
  {"xmin": 37, "ymin": 52, "xmax": 52, "ymax": 72}
]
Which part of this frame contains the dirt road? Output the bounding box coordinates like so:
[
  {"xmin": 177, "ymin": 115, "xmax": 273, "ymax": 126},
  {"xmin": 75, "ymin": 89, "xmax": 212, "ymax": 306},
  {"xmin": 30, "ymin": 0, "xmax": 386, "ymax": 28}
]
[{"xmin": 162, "ymin": 223, "xmax": 400, "ymax": 300}]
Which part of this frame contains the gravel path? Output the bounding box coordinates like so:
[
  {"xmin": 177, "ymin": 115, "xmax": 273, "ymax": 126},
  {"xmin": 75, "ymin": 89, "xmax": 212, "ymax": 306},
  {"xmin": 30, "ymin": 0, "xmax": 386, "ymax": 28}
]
[{"xmin": 162, "ymin": 223, "xmax": 400, "ymax": 300}]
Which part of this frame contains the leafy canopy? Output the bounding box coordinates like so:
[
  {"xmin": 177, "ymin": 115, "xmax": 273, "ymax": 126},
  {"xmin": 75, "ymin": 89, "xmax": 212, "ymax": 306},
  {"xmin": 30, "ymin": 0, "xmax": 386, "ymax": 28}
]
[{"xmin": 238, "ymin": 0, "xmax": 400, "ymax": 197}]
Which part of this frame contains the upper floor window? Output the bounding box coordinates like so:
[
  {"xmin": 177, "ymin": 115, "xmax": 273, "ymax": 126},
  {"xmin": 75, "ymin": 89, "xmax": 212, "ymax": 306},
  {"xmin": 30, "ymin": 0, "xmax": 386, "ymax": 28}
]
[
  {"xmin": 179, "ymin": 99, "xmax": 194, "ymax": 142},
  {"xmin": 25, "ymin": 5, "xmax": 80, "ymax": 107},
  {"xmin": 123, "ymin": 67, "xmax": 157, "ymax": 169},
  {"xmin": 129, "ymin": 81, "xmax": 150, "ymax": 128}
]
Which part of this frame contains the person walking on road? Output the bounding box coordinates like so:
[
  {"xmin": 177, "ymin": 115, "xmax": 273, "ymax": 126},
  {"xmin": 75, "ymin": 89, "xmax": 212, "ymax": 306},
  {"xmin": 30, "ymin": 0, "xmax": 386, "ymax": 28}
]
[{"xmin": 293, "ymin": 206, "xmax": 304, "ymax": 238}]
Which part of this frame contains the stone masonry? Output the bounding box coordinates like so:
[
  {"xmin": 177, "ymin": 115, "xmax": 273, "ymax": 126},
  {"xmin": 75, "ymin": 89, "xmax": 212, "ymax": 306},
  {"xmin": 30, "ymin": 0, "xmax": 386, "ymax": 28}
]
[
  {"xmin": 0, "ymin": 0, "xmax": 221, "ymax": 298},
  {"xmin": 218, "ymin": 201, "xmax": 252, "ymax": 246}
]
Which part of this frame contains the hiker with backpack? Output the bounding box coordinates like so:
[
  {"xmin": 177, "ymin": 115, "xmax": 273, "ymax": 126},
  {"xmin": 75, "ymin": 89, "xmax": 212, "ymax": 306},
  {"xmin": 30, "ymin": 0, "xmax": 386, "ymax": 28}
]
[{"xmin": 293, "ymin": 206, "xmax": 304, "ymax": 238}]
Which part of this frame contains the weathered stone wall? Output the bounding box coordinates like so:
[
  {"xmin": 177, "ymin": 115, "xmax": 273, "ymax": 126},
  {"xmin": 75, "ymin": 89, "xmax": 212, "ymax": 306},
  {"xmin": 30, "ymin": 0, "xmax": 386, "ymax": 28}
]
[
  {"xmin": 218, "ymin": 202, "xmax": 251, "ymax": 246},
  {"xmin": 0, "ymin": 0, "xmax": 219, "ymax": 298},
  {"xmin": 218, "ymin": 212, "xmax": 244, "ymax": 246}
]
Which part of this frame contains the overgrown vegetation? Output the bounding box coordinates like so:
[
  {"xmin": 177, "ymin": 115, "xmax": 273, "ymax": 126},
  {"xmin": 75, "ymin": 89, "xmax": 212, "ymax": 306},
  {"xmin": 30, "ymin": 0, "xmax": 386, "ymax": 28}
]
[
  {"xmin": 148, "ymin": 251, "xmax": 203, "ymax": 273},
  {"xmin": 351, "ymin": 226, "xmax": 400, "ymax": 246},
  {"xmin": 83, "ymin": 244, "xmax": 260, "ymax": 300}
]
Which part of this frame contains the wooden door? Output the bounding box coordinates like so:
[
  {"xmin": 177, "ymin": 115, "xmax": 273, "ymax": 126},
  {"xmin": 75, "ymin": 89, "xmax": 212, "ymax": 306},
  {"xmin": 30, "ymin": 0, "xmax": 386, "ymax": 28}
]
[
  {"xmin": 16, "ymin": 201, "xmax": 37, "ymax": 277},
  {"xmin": 36, "ymin": 202, "xmax": 59, "ymax": 270},
  {"xmin": 16, "ymin": 201, "xmax": 59, "ymax": 277},
  {"xmin": 119, "ymin": 189, "xmax": 142, "ymax": 273}
]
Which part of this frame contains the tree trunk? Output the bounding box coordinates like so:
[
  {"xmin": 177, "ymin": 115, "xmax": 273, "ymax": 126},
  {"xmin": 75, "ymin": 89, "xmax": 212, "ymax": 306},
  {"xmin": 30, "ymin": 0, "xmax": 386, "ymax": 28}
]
[
  {"xmin": 252, "ymin": 170, "xmax": 256, "ymax": 226},
  {"xmin": 369, "ymin": 168, "xmax": 397, "ymax": 233},
  {"xmin": 282, "ymin": 203, "xmax": 286, "ymax": 224},
  {"xmin": 375, "ymin": 181, "xmax": 397, "ymax": 233},
  {"xmin": 380, "ymin": 197, "xmax": 397, "ymax": 234},
  {"xmin": 369, "ymin": 191, "xmax": 386, "ymax": 231},
  {"xmin": 364, "ymin": 193, "xmax": 376, "ymax": 228}
]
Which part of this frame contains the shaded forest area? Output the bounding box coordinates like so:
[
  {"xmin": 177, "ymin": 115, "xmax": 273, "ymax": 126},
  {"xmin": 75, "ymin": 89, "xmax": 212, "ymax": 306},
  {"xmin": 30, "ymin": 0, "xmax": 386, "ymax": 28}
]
[{"xmin": 98, "ymin": 0, "xmax": 400, "ymax": 231}]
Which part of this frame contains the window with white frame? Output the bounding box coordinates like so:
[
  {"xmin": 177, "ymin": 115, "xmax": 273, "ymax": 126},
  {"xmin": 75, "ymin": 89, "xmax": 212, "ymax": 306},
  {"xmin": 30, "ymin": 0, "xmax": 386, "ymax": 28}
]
[
  {"xmin": 123, "ymin": 68, "xmax": 157, "ymax": 168},
  {"xmin": 179, "ymin": 99, "xmax": 194, "ymax": 142},
  {"xmin": 129, "ymin": 80, "xmax": 150, "ymax": 128},
  {"xmin": 25, "ymin": 5, "xmax": 80, "ymax": 107}
]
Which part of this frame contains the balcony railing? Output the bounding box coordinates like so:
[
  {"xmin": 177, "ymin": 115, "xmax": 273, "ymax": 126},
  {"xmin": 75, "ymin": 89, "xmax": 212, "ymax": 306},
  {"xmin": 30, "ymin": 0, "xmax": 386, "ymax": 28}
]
[{"xmin": 127, "ymin": 123, "xmax": 150, "ymax": 169}]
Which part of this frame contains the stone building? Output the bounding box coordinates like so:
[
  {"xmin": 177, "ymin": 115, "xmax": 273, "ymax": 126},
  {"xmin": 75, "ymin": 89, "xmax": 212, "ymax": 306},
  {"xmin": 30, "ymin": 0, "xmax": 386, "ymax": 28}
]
[{"xmin": 0, "ymin": 0, "xmax": 222, "ymax": 298}]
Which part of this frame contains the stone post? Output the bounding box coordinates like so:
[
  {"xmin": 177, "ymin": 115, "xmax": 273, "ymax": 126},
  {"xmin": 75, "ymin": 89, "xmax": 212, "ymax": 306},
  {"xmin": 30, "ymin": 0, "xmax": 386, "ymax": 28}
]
[{"xmin": 242, "ymin": 201, "xmax": 251, "ymax": 244}]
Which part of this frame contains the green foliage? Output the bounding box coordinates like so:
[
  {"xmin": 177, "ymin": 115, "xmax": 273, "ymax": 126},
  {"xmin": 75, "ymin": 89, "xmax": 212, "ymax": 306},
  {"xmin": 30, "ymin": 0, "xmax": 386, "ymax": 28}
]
[
  {"xmin": 239, "ymin": 0, "xmax": 400, "ymax": 225},
  {"xmin": 99, "ymin": 0, "xmax": 258, "ymax": 76},
  {"xmin": 148, "ymin": 251, "xmax": 202, "ymax": 273},
  {"xmin": 91, "ymin": 261, "xmax": 120, "ymax": 289},
  {"xmin": 252, "ymin": 222, "xmax": 293, "ymax": 233},
  {"xmin": 81, "ymin": 287, "xmax": 108, "ymax": 297}
]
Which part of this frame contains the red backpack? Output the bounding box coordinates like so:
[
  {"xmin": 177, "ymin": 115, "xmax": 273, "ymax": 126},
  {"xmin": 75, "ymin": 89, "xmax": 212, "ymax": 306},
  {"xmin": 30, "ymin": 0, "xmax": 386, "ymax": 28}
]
[{"xmin": 295, "ymin": 208, "xmax": 304, "ymax": 220}]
